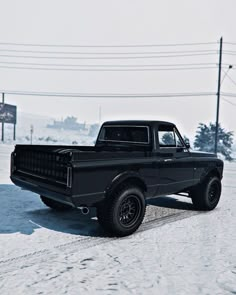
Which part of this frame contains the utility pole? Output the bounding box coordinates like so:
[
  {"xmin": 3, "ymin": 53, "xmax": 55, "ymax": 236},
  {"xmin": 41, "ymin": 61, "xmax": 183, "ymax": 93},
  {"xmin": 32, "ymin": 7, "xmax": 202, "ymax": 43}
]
[
  {"xmin": 30, "ymin": 125, "xmax": 34, "ymax": 144},
  {"xmin": 214, "ymin": 37, "xmax": 223, "ymax": 154},
  {"xmin": 99, "ymin": 105, "xmax": 102, "ymax": 125},
  {"xmin": 1, "ymin": 93, "xmax": 4, "ymax": 142},
  {"xmin": 13, "ymin": 123, "xmax": 16, "ymax": 141}
]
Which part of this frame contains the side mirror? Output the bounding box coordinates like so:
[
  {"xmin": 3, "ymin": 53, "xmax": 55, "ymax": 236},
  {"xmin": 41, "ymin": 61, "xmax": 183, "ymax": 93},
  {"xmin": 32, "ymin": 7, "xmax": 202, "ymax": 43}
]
[{"xmin": 185, "ymin": 140, "xmax": 190, "ymax": 149}]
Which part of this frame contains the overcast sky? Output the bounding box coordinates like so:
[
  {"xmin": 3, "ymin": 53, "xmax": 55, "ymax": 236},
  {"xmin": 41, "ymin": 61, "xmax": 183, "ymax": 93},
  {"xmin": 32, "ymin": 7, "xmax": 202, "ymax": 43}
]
[{"xmin": 0, "ymin": 0, "xmax": 236, "ymax": 138}]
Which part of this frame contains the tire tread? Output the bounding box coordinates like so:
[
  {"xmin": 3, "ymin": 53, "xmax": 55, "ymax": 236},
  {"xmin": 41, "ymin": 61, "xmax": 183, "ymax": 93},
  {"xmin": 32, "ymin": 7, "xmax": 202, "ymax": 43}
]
[
  {"xmin": 191, "ymin": 176, "xmax": 221, "ymax": 211},
  {"xmin": 97, "ymin": 184, "xmax": 146, "ymax": 236}
]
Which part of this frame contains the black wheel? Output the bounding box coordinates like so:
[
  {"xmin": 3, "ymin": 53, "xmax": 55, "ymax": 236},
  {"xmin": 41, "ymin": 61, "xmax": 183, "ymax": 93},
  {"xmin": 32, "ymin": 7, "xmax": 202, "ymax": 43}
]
[
  {"xmin": 40, "ymin": 195, "xmax": 72, "ymax": 211},
  {"xmin": 97, "ymin": 186, "xmax": 146, "ymax": 237},
  {"xmin": 191, "ymin": 176, "xmax": 221, "ymax": 210}
]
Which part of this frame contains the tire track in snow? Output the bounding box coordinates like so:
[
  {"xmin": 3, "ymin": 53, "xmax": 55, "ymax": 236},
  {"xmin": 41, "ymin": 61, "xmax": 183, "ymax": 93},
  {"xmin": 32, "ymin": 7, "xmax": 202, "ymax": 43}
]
[{"xmin": 0, "ymin": 209, "xmax": 200, "ymax": 276}]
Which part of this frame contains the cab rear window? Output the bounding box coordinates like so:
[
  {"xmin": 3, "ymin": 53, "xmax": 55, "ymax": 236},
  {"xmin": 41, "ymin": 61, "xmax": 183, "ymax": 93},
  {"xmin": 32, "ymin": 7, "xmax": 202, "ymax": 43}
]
[{"xmin": 98, "ymin": 126, "xmax": 150, "ymax": 144}]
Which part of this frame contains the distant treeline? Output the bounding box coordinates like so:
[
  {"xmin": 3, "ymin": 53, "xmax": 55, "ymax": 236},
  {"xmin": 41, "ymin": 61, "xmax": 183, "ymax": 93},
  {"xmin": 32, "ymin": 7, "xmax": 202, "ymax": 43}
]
[{"xmin": 47, "ymin": 116, "xmax": 86, "ymax": 131}]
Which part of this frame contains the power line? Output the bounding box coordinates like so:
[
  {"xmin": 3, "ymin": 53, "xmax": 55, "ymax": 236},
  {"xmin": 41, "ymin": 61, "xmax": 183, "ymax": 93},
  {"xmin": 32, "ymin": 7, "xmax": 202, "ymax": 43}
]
[
  {"xmin": 221, "ymin": 92, "xmax": 236, "ymax": 97},
  {"xmin": 222, "ymin": 63, "xmax": 236, "ymax": 67},
  {"xmin": 0, "ymin": 65, "xmax": 217, "ymax": 71},
  {"xmin": 222, "ymin": 66, "xmax": 236, "ymax": 70},
  {"xmin": 0, "ymin": 90, "xmax": 216, "ymax": 98},
  {"xmin": 224, "ymin": 42, "xmax": 236, "ymax": 46},
  {"xmin": 221, "ymin": 51, "xmax": 236, "ymax": 57},
  {"xmin": 221, "ymin": 67, "xmax": 233, "ymax": 85},
  {"xmin": 223, "ymin": 71, "xmax": 236, "ymax": 86},
  {"xmin": 222, "ymin": 67, "xmax": 236, "ymax": 70},
  {"xmin": 0, "ymin": 41, "xmax": 217, "ymax": 48},
  {"xmin": 0, "ymin": 61, "xmax": 217, "ymax": 67},
  {"xmin": 0, "ymin": 53, "xmax": 217, "ymax": 60},
  {"xmin": 222, "ymin": 97, "xmax": 236, "ymax": 106},
  {"xmin": 224, "ymin": 52, "xmax": 236, "ymax": 56},
  {"xmin": 0, "ymin": 48, "xmax": 217, "ymax": 55},
  {"xmin": 224, "ymin": 50, "xmax": 236, "ymax": 54}
]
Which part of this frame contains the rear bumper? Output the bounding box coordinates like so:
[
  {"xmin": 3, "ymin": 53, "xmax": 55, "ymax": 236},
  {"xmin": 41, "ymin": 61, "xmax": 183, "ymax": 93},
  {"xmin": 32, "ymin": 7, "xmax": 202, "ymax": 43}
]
[
  {"xmin": 10, "ymin": 175, "xmax": 105, "ymax": 207},
  {"xmin": 11, "ymin": 175, "xmax": 74, "ymax": 207}
]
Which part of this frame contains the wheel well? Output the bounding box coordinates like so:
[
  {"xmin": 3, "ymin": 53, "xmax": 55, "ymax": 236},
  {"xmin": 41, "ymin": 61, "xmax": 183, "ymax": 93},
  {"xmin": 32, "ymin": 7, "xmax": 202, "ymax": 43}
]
[
  {"xmin": 107, "ymin": 177, "xmax": 147, "ymax": 197},
  {"xmin": 203, "ymin": 168, "xmax": 221, "ymax": 182}
]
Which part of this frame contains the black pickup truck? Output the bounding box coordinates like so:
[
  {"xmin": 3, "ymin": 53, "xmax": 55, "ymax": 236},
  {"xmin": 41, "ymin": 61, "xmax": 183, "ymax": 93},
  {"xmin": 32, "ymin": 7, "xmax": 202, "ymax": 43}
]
[{"xmin": 11, "ymin": 120, "xmax": 223, "ymax": 236}]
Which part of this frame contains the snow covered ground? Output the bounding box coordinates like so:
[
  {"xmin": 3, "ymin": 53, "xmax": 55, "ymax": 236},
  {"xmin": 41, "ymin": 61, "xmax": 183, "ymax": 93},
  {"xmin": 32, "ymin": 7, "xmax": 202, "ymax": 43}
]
[{"xmin": 0, "ymin": 144, "xmax": 235, "ymax": 295}]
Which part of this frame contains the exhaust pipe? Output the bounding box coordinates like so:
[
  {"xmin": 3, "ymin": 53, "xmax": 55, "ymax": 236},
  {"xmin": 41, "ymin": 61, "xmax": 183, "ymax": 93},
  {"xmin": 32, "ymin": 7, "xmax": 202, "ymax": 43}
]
[{"xmin": 78, "ymin": 206, "xmax": 89, "ymax": 215}]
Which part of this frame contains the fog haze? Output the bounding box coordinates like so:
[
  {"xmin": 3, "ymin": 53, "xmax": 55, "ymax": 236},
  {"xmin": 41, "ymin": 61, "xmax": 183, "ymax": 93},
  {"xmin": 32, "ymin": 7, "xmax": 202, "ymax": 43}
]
[{"xmin": 0, "ymin": 0, "xmax": 236, "ymax": 138}]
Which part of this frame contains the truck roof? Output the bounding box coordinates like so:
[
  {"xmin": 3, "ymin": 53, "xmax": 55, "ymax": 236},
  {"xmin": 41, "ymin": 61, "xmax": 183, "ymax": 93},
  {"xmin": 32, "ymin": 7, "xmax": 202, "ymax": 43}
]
[{"xmin": 102, "ymin": 120, "xmax": 175, "ymax": 127}]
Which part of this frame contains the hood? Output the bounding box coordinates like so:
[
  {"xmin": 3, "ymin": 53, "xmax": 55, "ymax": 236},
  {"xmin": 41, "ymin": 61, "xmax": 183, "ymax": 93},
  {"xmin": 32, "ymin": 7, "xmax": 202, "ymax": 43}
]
[{"xmin": 190, "ymin": 150, "xmax": 217, "ymax": 158}]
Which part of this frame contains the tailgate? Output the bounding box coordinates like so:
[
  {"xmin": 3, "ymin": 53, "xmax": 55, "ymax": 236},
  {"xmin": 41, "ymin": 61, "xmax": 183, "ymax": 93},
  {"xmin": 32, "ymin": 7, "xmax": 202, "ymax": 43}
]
[{"xmin": 11, "ymin": 145, "xmax": 73, "ymax": 189}]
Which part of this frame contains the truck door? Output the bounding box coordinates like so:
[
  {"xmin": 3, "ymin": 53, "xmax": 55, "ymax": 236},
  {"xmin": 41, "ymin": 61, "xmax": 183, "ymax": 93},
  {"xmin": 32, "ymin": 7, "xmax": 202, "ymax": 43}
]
[{"xmin": 156, "ymin": 124, "xmax": 194, "ymax": 195}]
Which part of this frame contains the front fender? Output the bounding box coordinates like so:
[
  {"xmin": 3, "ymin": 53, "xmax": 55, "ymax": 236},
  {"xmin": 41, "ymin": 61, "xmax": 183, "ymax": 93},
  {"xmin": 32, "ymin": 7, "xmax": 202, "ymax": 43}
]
[{"xmin": 199, "ymin": 163, "xmax": 223, "ymax": 183}]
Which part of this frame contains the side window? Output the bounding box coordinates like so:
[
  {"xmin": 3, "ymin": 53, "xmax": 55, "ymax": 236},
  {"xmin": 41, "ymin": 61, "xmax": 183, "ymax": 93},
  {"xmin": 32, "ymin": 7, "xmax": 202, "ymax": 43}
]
[
  {"xmin": 158, "ymin": 130, "xmax": 175, "ymax": 146},
  {"xmin": 158, "ymin": 125, "xmax": 184, "ymax": 148}
]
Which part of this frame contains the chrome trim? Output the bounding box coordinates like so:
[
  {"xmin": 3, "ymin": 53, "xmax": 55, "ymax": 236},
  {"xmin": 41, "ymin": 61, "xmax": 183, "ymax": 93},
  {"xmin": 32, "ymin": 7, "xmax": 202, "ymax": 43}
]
[
  {"xmin": 55, "ymin": 180, "xmax": 68, "ymax": 185},
  {"xmin": 67, "ymin": 167, "xmax": 72, "ymax": 188},
  {"xmin": 147, "ymin": 179, "xmax": 196, "ymax": 188},
  {"xmin": 174, "ymin": 127, "xmax": 185, "ymax": 148},
  {"xmin": 153, "ymin": 127, "xmax": 157, "ymax": 151},
  {"xmin": 17, "ymin": 170, "xmax": 47, "ymax": 180},
  {"xmin": 75, "ymin": 191, "xmax": 105, "ymax": 197},
  {"xmin": 159, "ymin": 146, "xmax": 181, "ymax": 149}
]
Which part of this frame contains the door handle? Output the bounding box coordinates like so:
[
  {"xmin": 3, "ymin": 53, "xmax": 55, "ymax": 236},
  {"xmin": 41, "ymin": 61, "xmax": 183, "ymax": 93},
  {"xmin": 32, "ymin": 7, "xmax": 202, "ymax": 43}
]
[{"xmin": 164, "ymin": 158, "xmax": 173, "ymax": 162}]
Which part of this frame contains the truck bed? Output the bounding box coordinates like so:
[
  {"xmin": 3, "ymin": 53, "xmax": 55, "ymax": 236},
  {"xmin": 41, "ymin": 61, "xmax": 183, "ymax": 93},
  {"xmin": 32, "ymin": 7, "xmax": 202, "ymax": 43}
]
[{"xmin": 11, "ymin": 144, "xmax": 153, "ymax": 207}]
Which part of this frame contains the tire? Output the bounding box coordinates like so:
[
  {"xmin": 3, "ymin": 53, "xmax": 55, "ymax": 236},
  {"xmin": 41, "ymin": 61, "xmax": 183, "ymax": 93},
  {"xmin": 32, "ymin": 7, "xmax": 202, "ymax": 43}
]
[
  {"xmin": 97, "ymin": 186, "xmax": 146, "ymax": 237},
  {"xmin": 40, "ymin": 195, "xmax": 72, "ymax": 211},
  {"xmin": 191, "ymin": 176, "xmax": 221, "ymax": 210}
]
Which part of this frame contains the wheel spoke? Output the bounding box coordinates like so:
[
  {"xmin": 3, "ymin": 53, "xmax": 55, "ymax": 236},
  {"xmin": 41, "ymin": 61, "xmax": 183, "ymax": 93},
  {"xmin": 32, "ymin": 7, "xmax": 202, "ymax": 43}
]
[
  {"xmin": 208, "ymin": 182, "xmax": 219, "ymax": 203},
  {"xmin": 118, "ymin": 195, "xmax": 141, "ymax": 227}
]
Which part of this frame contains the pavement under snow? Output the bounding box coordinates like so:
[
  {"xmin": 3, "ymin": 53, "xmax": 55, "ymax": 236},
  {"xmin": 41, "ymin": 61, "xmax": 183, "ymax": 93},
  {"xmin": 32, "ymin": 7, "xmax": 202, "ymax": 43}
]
[{"xmin": 0, "ymin": 144, "xmax": 235, "ymax": 295}]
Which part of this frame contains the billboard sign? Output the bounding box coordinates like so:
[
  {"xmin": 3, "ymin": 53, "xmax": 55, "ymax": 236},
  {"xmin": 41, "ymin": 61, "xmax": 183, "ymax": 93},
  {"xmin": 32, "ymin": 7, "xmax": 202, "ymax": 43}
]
[{"xmin": 0, "ymin": 103, "xmax": 17, "ymax": 124}]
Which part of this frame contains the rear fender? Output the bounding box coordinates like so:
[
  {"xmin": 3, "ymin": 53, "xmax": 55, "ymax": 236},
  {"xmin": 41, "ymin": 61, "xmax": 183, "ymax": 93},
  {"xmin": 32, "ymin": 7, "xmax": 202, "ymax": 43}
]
[{"xmin": 105, "ymin": 171, "xmax": 147, "ymax": 198}]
